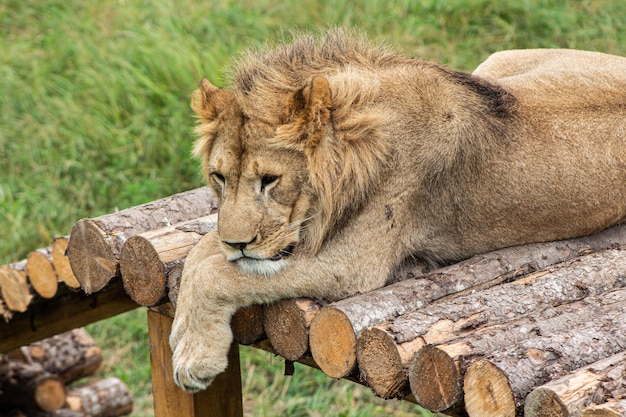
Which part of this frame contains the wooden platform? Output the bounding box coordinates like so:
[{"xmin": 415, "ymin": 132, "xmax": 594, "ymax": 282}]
[{"xmin": 2, "ymin": 191, "xmax": 625, "ymax": 416}]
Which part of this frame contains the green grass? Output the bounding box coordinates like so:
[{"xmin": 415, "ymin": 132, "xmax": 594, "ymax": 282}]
[{"xmin": 2, "ymin": 0, "xmax": 625, "ymax": 415}]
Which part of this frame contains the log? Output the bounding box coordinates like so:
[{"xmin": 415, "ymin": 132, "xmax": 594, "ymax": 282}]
[
  {"xmin": 231, "ymin": 304, "xmax": 265, "ymax": 345},
  {"xmin": 0, "ymin": 360, "xmax": 66, "ymax": 413},
  {"xmin": 51, "ymin": 237, "xmax": 80, "ymax": 289},
  {"xmin": 356, "ymin": 326, "xmax": 424, "ymax": 399},
  {"xmin": 388, "ymin": 248, "xmax": 626, "ymax": 345},
  {"xmin": 582, "ymin": 399, "xmax": 626, "ymax": 417},
  {"xmin": 5, "ymin": 328, "xmax": 103, "ymax": 384},
  {"xmin": 0, "ymin": 282, "xmax": 137, "ymax": 354},
  {"xmin": 119, "ymin": 214, "xmax": 217, "ymax": 306},
  {"xmin": 454, "ymin": 290, "xmax": 626, "ymax": 415},
  {"xmin": 0, "ymin": 264, "xmax": 33, "ymax": 312},
  {"xmin": 67, "ymin": 186, "xmax": 218, "ymax": 294},
  {"xmin": 408, "ymin": 344, "xmax": 462, "ymax": 410},
  {"xmin": 263, "ymin": 298, "xmax": 322, "ymax": 360},
  {"xmin": 404, "ymin": 285, "xmax": 626, "ymax": 413},
  {"xmin": 471, "ymin": 290, "xmax": 626, "ymax": 412},
  {"xmin": 167, "ymin": 262, "xmax": 184, "ymax": 309},
  {"xmin": 66, "ymin": 377, "xmax": 133, "ymax": 417},
  {"xmin": 26, "ymin": 248, "xmax": 58, "ymax": 299},
  {"xmin": 524, "ymin": 351, "xmax": 626, "ymax": 417},
  {"xmin": 463, "ymin": 360, "xmax": 515, "ymax": 417},
  {"xmin": 355, "ymin": 248, "xmax": 626, "ymax": 400},
  {"xmin": 309, "ymin": 225, "xmax": 626, "ymax": 379}
]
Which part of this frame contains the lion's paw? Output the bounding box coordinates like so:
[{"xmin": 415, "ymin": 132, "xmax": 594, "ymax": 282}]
[{"xmin": 171, "ymin": 342, "xmax": 228, "ymax": 392}]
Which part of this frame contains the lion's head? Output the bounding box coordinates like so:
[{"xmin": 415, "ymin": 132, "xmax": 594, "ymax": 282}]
[{"xmin": 191, "ymin": 31, "xmax": 393, "ymax": 275}]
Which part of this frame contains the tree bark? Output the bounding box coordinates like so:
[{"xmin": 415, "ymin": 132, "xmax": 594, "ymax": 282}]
[
  {"xmin": 387, "ymin": 248, "xmax": 626, "ymax": 345},
  {"xmin": 0, "ymin": 282, "xmax": 136, "ymax": 354},
  {"xmin": 67, "ymin": 187, "xmax": 218, "ymax": 294},
  {"xmin": 4, "ymin": 328, "xmax": 103, "ymax": 384},
  {"xmin": 51, "ymin": 237, "xmax": 80, "ymax": 289},
  {"xmin": 582, "ymin": 399, "xmax": 626, "ymax": 417},
  {"xmin": 0, "ymin": 263, "xmax": 33, "ymax": 312},
  {"xmin": 0, "ymin": 360, "xmax": 66, "ymax": 413},
  {"xmin": 263, "ymin": 298, "xmax": 322, "ymax": 360},
  {"xmin": 473, "ymin": 291, "xmax": 626, "ymax": 413},
  {"xmin": 119, "ymin": 214, "xmax": 217, "ymax": 306},
  {"xmin": 27, "ymin": 248, "xmax": 58, "ymax": 299},
  {"xmin": 524, "ymin": 351, "xmax": 626, "ymax": 417},
  {"xmin": 404, "ymin": 282, "xmax": 626, "ymax": 414},
  {"xmin": 451, "ymin": 289, "xmax": 626, "ymax": 416},
  {"xmin": 354, "ymin": 248, "xmax": 626, "ymax": 407},
  {"xmin": 167, "ymin": 262, "xmax": 184, "ymax": 310},
  {"xmin": 65, "ymin": 377, "xmax": 133, "ymax": 417},
  {"xmin": 231, "ymin": 304, "xmax": 265, "ymax": 345},
  {"xmin": 309, "ymin": 226, "xmax": 626, "ymax": 379}
]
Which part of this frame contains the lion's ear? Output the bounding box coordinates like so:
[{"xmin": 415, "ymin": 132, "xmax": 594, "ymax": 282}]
[
  {"xmin": 280, "ymin": 77, "xmax": 332, "ymax": 150},
  {"xmin": 191, "ymin": 78, "xmax": 234, "ymax": 121}
]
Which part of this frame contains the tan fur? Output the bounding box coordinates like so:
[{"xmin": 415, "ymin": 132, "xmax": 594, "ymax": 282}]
[{"xmin": 171, "ymin": 29, "xmax": 626, "ymax": 391}]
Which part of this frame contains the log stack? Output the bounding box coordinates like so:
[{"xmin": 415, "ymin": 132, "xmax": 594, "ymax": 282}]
[
  {"xmin": 0, "ymin": 236, "xmax": 80, "ymax": 322},
  {"xmin": 64, "ymin": 194, "xmax": 625, "ymax": 417},
  {"xmin": 67, "ymin": 187, "xmax": 218, "ymax": 295},
  {"xmin": 4, "ymin": 188, "xmax": 626, "ymax": 416},
  {"xmin": 0, "ymin": 187, "xmax": 218, "ymax": 338},
  {"xmin": 0, "ymin": 328, "xmax": 133, "ymax": 416}
]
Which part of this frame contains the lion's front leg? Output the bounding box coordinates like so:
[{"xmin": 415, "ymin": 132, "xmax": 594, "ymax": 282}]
[
  {"xmin": 170, "ymin": 302, "xmax": 235, "ymax": 392},
  {"xmin": 170, "ymin": 290, "xmax": 236, "ymax": 391},
  {"xmin": 169, "ymin": 233, "xmax": 239, "ymax": 392}
]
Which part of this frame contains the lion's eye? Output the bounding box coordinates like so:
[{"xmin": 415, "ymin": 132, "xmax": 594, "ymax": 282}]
[
  {"xmin": 260, "ymin": 175, "xmax": 279, "ymax": 192},
  {"xmin": 210, "ymin": 172, "xmax": 225, "ymax": 187}
]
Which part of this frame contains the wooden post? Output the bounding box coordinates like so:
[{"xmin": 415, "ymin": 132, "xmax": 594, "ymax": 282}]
[{"xmin": 147, "ymin": 309, "xmax": 244, "ymax": 417}]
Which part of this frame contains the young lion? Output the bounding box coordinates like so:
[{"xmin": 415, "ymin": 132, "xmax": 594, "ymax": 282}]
[{"xmin": 170, "ymin": 30, "xmax": 626, "ymax": 392}]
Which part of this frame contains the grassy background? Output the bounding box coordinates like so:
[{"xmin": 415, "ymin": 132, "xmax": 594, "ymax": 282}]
[{"xmin": 1, "ymin": 1, "xmax": 624, "ymax": 416}]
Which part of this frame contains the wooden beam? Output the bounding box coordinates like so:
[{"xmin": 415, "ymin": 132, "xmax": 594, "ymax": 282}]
[
  {"xmin": 0, "ymin": 282, "xmax": 138, "ymax": 354},
  {"xmin": 147, "ymin": 309, "xmax": 244, "ymax": 417}
]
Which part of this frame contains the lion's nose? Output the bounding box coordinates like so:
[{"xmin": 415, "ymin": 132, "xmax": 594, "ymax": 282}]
[{"xmin": 223, "ymin": 236, "xmax": 257, "ymax": 251}]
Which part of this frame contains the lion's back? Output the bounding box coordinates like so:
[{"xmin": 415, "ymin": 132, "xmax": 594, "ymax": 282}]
[{"xmin": 473, "ymin": 49, "xmax": 626, "ymax": 108}]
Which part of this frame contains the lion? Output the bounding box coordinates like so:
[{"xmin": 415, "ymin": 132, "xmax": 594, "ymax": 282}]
[{"xmin": 170, "ymin": 29, "xmax": 626, "ymax": 392}]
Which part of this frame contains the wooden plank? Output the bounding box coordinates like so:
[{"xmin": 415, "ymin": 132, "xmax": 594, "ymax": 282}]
[
  {"xmin": 147, "ymin": 309, "xmax": 243, "ymax": 417},
  {"xmin": 0, "ymin": 282, "xmax": 138, "ymax": 354}
]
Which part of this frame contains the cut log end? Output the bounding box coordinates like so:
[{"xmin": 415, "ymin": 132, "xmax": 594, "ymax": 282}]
[
  {"xmin": 68, "ymin": 219, "xmax": 118, "ymax": 294},
  {"xmin": 0, "ymin": 267, "xmax": 33, "ymax": 312},
  {"xmin": 464, "ymin": 360, "xmax": 516, "ymax": 417},
  {"xmin": 27, "ymin": 250, "xmax": 58, "ymax": 298},
  {"xmin": 263, "ymin": 299, "xmax": 318, "ymax": 360},
  {"xmin": 34, "ymin": 377, "xmax": 67, "ymax": 412},
  {"xmin": 52, "ymin": 237, "xmax": 81, "ymax": 289},
  {"xmin": 120, "ymin": 235, "xmax": 166, "ymax": 306},
  {"xmin": 409, "ymin": 344, "xmax": 462, "ymax": 411},
  {"xmin": 309, "ymin": 307, "xmax": 358, "ymax": 378},
  {"xmin": 231, "ymin": 304, "xmax": 265, "ymax": 345},
  {"xmin": 356, "ymin": 327, "xmax": 408, "ymax": 399},
  {"xmin": 524, "ymin": 387, "xmax": 569, "ymax": 417},
  {"xmin": 66, "ymin": 376, "xmax": 134, "ymax": 416}
]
